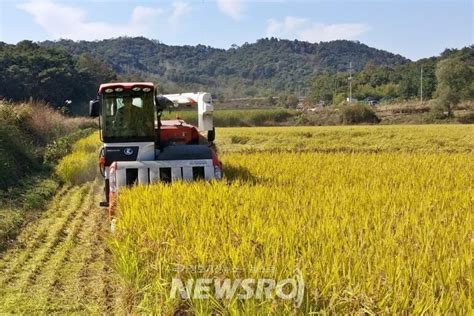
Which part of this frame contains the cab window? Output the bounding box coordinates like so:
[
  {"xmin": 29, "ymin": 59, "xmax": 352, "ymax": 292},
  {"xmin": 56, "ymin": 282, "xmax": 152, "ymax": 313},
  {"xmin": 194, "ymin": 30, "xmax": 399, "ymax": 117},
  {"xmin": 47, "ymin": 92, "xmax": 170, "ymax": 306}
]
[{"xmin": 101, "ymin": 90, "xmax": 155, "ymax": 142}]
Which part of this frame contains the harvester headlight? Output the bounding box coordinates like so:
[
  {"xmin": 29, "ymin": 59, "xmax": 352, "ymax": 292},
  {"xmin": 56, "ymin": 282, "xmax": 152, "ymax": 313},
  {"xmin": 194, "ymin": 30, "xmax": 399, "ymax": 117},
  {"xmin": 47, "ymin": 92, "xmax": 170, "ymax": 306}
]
[
  {"xmin": 132, "ymin": 87, "xmax": 142, "ymax": 92},
  {"xmin": 115, "ymin": 87, "xmax": 124, "ymax": 92},
  {"xmin": 143, "ymin": 87, "xmax": 151, "ymax": 92},
  {"xmin": 105, "ymin": 88, "xmax": 114, "ymax": 93}
]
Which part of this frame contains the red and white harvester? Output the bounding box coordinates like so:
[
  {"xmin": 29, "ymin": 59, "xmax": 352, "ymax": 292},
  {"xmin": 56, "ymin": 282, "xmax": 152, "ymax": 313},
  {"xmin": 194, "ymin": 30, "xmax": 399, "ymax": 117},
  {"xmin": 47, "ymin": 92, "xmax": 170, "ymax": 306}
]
[{"xmin": 89, "ymin": 82, "xmax": 222, "ymax": 221}]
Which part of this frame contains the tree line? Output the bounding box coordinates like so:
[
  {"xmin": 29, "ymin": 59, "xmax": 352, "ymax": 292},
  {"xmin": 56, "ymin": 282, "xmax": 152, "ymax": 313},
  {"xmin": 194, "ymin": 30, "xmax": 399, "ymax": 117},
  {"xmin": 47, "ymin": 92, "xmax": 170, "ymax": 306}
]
[
  {"xmin": 40, "ymin": 37, "xmax": 408, "ymax": 99},
  {"xmin": 0, "ymin": 41, "xmax": 116, "ymax": 114},
  {"xmin": 0, "ymin": 38, "xmax": 471, "ymax": 115},
  {"xmin": 310, "ymin": 46, "xmax": 473, "ymax": 106}
]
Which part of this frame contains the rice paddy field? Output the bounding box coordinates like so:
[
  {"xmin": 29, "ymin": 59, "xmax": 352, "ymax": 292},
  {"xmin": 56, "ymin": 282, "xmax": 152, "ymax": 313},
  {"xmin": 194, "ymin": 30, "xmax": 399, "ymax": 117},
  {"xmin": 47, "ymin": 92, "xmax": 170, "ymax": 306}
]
[{"xmin": 110, "ymin": 125, "xmax": 473, "ymax": 314}]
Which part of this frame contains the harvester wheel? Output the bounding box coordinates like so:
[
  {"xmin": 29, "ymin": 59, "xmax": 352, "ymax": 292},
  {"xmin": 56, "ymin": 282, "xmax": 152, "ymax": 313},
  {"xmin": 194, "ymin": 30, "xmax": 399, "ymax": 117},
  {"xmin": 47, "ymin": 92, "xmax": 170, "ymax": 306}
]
[
  {"xmin": 104, "ymin": 179, "xmax": 110, "ymax": 203},
  {"xmin": 99, "ymin": 179, "xmax": 110, "ymax": 207}
]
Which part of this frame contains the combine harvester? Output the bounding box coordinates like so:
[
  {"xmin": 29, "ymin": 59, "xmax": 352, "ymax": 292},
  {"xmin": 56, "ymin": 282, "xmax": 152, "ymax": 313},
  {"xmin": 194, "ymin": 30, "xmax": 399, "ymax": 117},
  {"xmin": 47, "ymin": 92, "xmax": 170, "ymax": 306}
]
[{"xmin": 89, "ymin": 82, "xmax": 222, "ymax": 222}]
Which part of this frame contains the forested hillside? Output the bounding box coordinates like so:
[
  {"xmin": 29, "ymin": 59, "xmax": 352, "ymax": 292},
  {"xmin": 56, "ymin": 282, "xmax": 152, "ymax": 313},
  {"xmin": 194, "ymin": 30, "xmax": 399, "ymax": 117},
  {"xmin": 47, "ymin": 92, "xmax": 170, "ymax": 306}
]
[
  {"xmin": 1, "ymin": 37, "xmax": 471, "ymax": 114},
  {"xmin": 0, "ymin": 41, "xmax": 116, "ymax": 114},
  {"xmin": 40, "ymin": 37, "xmax": 408, "ymax": 97}
]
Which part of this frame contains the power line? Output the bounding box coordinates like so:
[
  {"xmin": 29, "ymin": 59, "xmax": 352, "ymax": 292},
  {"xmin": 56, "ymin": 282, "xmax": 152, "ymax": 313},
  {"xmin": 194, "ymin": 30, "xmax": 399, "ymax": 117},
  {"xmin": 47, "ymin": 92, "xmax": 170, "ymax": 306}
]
[
  {"xmin": 348, "ymin": 61, "xmax": 353, "ymax": 104},
  {"xmin": 420, "ymin": 66, "xmax": 423, "ymax": 104}
]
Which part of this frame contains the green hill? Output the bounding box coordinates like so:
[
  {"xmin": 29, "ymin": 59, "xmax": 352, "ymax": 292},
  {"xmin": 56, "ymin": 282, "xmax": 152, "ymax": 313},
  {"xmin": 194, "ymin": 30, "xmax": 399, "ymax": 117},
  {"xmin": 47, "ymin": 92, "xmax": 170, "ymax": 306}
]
[
  {"xmin": 41, "ymin": 37, "xmax": 409, "ymax": 98},
  {"xmin": 0, "ymin": 41, "xmax": 116, "ymax": 113},
  {"xmin": 2, "ymin": 37, "xmax": 470, "ymax": 113}
]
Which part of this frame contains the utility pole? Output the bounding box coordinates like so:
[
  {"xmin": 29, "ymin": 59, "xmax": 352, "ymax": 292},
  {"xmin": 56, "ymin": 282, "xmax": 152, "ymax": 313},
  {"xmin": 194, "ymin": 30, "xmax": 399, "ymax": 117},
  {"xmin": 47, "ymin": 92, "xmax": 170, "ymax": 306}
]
[
  {"xmin": 420, "ymin": 66, "xmax": 423, "ymax": 104},
  {"xmin": 348, "ymin": 61, "xmax": 353, "ymax": 103}
]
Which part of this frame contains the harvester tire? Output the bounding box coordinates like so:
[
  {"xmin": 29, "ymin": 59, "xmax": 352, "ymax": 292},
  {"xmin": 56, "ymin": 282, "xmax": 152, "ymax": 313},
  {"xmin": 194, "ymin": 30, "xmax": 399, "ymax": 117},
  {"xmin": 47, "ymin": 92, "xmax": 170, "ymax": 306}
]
[{"xmin": 104, "ymin": 179, "xmax": 110, "ymax": 203}]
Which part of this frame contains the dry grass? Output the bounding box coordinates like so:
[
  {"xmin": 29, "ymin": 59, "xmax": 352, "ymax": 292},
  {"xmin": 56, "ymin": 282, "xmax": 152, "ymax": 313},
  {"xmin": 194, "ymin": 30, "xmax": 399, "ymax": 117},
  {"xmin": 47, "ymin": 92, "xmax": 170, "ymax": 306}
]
[
  {"xmin": 0, "ymin": 100, "xmax": 97, "ymax": 189},
  {"xmin": 10, "ymin": 101, "xmax": 96, "ymax": 143}
]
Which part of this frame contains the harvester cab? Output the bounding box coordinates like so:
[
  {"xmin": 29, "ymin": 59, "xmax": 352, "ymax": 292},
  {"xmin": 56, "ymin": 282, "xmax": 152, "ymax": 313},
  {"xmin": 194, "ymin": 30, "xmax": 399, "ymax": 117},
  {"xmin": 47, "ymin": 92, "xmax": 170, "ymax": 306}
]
[{"xmin": 90, "ymin": 82, "xmax": 221, "ymax": 214}]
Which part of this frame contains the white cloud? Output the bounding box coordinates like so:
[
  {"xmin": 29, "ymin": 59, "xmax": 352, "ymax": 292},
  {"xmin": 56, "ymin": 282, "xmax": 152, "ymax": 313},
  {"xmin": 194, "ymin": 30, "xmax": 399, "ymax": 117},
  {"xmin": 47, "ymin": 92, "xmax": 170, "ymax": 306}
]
[
  {"xmin": 217, "ymin": 0, "xmax": 244, "ymax": 20},
  {"xmin": 266, "ymin": 16, "xmax": 369, "ymax": 42},
  {"xmin": 132, "ymin": 6, "xmax": 164, "ymax": 24},
  {"xmin": 17, "ymin": 0, "xmax": 163, "ymax": 41},
  {"xmin": 169, "ymin": 1, "xmax": 192, "ymax": 24}
]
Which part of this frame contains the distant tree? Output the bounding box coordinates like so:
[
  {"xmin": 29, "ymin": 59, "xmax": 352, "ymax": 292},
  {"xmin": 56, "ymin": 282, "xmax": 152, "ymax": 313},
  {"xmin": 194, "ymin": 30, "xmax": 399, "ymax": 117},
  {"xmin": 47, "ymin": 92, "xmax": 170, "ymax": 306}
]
[
  {"xmin": 341, "ymin": 104, "xmax": 380, "ymax": 124},
  {"xmin": 310, "ymin": 74, "xmax": 337, "ymax": 104},
  {"xmin": 363, "ymin": 60, "xmax": 378, "ymax": 74},
  {"xmin": 378, "ymin": 83, "xmax": 399, "ymax": 98},
  {"xmin": 310, "ymin": 72, "xmax": 349, "ymax": 105},
  {"xmin": 278, "ymin": 94, "xmax": 288, "ymax": 107},
  {"xmin": 285, "ymin": 95, "xmax": 300, "ymax": 108},
  {"xmin": 433, "ymin": 57, "xmax": 473, "ymax": 117},
  {"xmin": 266, "ymin": 95, "xmax": 277, "ymax": 106},
  {"xmin": 75, "ymin": 53, "xmax": 117, "ymax": 105},
  {"xmin": 76, "ymin": 53, "xmax": 116, "ymax": 86},
  {"xmin": 398, "ymin": 75, "xmax": 418, "ymax": 100},
  {"xmin": 277, "ymin": 93, "xmax": 298, "ymax": 108},
  {"xmin": 332, "ymin": 93, "xmax": 346, "ymax": 105}
]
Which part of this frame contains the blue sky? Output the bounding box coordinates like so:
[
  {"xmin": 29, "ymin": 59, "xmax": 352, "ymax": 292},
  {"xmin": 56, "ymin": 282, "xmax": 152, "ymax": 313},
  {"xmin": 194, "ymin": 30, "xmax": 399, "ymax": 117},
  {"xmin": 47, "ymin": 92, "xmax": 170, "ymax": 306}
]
[{"xmin": 0, "ymin": 0, "xmax": 472, "ymax": 60}]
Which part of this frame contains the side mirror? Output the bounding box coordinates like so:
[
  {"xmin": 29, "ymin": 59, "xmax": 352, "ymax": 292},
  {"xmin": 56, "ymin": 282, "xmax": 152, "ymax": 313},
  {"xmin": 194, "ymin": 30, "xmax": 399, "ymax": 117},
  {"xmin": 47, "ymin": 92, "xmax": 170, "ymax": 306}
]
[
  {"xmin": 207, "ymin": 127, "xmax": 215, "ymax": 142},
  {"xmin": 155, "ymin": 95, "xmax": 173, "ymax": 112},
  {"xmin": 89, "ymin": 99, "xmax": 100, "ymax": 117}
]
